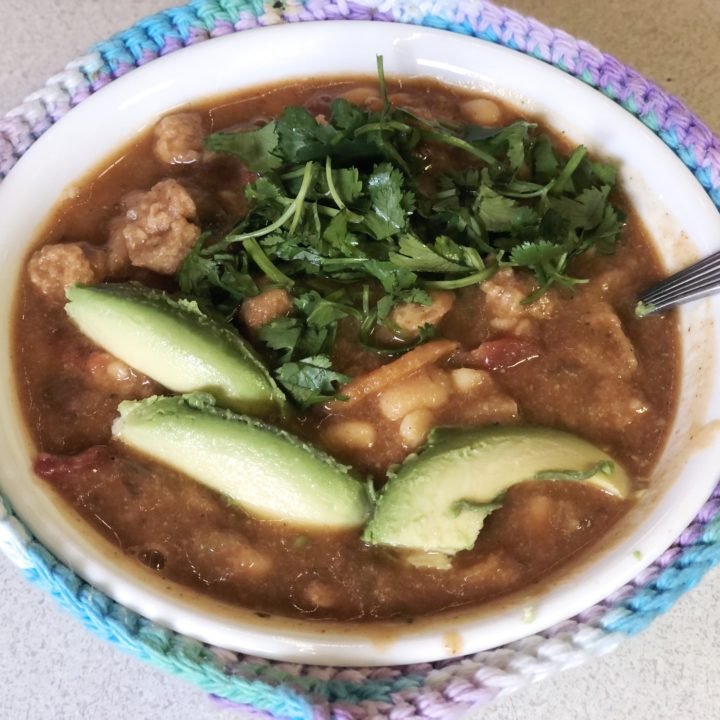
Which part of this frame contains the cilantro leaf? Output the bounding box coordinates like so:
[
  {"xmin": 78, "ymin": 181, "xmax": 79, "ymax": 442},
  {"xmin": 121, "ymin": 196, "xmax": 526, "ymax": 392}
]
[
  {"xmin": 332, "ymin": 167, "xmax": 363, "ymax": 205},
  {"xmin": 510, "ymin": 240, "xmax": 567, "ymax": 268},
  {"xmin": 295, "ymin": 290, "xmax": 352, "ymax": 328},
  {"xmin": 549, "ymin": 186, "xmax": 611, "ymax": 230},
  {"xmin": 329, "ymin": 98, "xmax": 370, "ymax": 132},
  {"xmin": 204, "ymin": 122, "xmax": 281, "ymax": 173},
  {"xmin": 275, "ymin": 355, "xmax": 350, "ymax": 406},
  {"xmin": 475, "ymin": 185, "xmax": 538, "ymax": 233},
  {"xmin": 363, "ymin": 260, "xmax": 417, "ymax": 294},
  {"xmin": 257, "ymin": 317, "xmax": 302, "ymax": 363},
  {"xmin": 533, "ymin": 136, "xmax": 559, "ymax": 183},
  {"xmin": 362, "ymin": 163, "xmax": 412, "ymax": 240},
  {"xmin": 322, "ymin": 211, "xmax": 362, "ymax": 257},
  {"xmin": 275, "ymin": 107, "xmax": 336, "ymax": 164},
  {"xmin": 389, "ymin": 233, "xmax": 469, "ymax": 273}
]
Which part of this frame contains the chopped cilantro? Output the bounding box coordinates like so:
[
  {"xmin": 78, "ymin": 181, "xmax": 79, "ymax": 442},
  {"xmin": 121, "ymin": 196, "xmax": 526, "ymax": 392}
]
[
  {"xmin": 275, "ymin": 356, "xmax": 350, "ymax": 406},
  {"xmin": 181, "ymin": 57, "xmax": 627, "ymax": 406},
  {"xmin": 204, "ymin": 122, "xmax": 281, "ymax": 173}
]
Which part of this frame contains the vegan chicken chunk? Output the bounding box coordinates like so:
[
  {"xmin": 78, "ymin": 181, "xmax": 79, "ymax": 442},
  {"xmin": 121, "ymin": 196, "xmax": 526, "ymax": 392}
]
[
  {"xmin": 28, "ymin": 243, "xmax": 107, "ymax": 301},
  {"xmin": 153, "ymin": 113, "xmax": 204, "ymax": 165},
  {"xmin": 119, "ymin": 179, "xmax": 201, "ymax": 274}
]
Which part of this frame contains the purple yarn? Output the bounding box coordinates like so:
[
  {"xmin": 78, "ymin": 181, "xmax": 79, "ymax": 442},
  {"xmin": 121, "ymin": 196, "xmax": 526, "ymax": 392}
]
[
  {"xmin": 111, "ymin": 61, "xmax": 137, "ymax": 78},
  {"xmin": 161, "ymin": 36, "xmax": 186, "ymax": 54},
  {"xmin": 137, "ymin": 48, "xmax": 160, "ymax": 66},
  {"xmin": 89, "ymin": 71, "xmax": 114, "ymax": 92},
  {"xmin": 211, "ymin": 20, "xmax": 236, "ymax": 36},
  {"xmin": 235, "ymin": 13, "xmax": 261, "ymax": 30},
  {"xmin": 186, "ymin": 25, "xmax": 211, "ymax": 44}
]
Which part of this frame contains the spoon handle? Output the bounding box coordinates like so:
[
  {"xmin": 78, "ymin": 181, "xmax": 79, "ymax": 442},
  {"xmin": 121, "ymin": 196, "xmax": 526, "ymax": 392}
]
[{"xmin": 635, "ymin": 250, "xmax": 720, "ymax": 317}]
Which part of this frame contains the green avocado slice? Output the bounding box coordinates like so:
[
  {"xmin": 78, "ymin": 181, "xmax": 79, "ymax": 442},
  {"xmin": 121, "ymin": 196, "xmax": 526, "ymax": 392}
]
[
  {"xmin": 362, "ymin": 426, "xmax": 630, "ymax": 555},
  {"xmin": 112, "ymin": 394, "xmax": 371, "ymax": 529},
  {"xmin": 65, "ymin": 283, "xmax": 287, "ymax": 419}
]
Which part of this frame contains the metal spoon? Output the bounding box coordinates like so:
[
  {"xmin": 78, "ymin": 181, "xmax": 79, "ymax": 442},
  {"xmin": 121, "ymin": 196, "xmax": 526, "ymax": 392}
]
[{"xmin": 635, "ymin": 250, "xmax": 720, "ymax": 317}]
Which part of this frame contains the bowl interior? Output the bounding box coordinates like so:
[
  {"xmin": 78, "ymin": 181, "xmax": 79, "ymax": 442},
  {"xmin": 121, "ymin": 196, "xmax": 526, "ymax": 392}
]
[{"xmin": 1, "ymin": 20, "xmax": 720, "ymax": 666}]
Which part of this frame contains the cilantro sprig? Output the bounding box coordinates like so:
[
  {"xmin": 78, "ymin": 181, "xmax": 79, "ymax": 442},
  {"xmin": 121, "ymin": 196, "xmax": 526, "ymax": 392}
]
[{"xmin": 178, "ymin": 56, "xmax": 626, "ymax": 406}]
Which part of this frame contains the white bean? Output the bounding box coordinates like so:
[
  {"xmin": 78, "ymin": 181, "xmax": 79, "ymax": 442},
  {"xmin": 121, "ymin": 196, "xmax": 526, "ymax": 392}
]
[
  {"xmin": 399, "ymin": 408, "xmax": 435, "ymax": 450},
  {"xmin": 323, "ymin": 421, "xmax": 376, "ymax": 450},
  {"xmin": 379, "ymin": 369, "xmax": 450, "ymax": 421},
  {"xmin": 450, "ymin": 368, "xmax": 493, "ymax": 394}
]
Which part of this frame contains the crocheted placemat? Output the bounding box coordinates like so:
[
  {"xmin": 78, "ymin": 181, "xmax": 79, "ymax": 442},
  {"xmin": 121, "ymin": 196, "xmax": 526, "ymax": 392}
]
[{"xmin": 2, "ymin": 2, "xmax": 720, "ymax": 718}]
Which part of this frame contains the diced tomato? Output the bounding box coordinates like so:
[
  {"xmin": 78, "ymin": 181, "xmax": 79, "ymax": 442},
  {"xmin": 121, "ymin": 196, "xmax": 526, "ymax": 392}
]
[
  {"xmin": 34, "ymin": 446, "xmax": 110, "ymax": 483},
  {"xmin": 460, "ymin": 336, "xmax": 541, "ymax": 371}
]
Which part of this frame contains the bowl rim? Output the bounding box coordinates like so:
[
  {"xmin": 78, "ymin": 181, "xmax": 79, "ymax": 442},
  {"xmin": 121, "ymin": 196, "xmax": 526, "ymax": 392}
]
[{"xmin": 1, "ymin": 19, "xmax": 720, "ymax": 667}]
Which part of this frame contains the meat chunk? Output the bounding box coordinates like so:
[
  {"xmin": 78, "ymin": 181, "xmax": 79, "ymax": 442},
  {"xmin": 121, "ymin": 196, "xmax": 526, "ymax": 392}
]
[
  {"xmin": 153, "ymin": 113, "xmax": 204, "ymax": 165},
  {"xmin": 105, "ymin": 217, "xmax": 131, "ymax": 277},
  {"xmin": 481, "ymin": 268, "xmax": 555, "ymax": 336},
  {"xmin": 583, "ymin": 306, "xmax": 639, "ymax": 379},
  {"xmin": 587, "ymin": 378, "xmax": 649, "ymax": 433},
  {"xmin": 390, "ymin": 291, "xmax": 455, "ymax": 338},
  {"xmin": 239, "ymin": 288, "xmax": 293, "ymax": 330},
  {"xmin": 555, "ymin": 304, "xmax": 639, "ymax": 380},
  {"xmin": 119, "ymin": 179, "xmax": 200, "ymax": 274},
  {"xmin": 28, "ymin": 243, "xmax": 106, "ymax": 301}
]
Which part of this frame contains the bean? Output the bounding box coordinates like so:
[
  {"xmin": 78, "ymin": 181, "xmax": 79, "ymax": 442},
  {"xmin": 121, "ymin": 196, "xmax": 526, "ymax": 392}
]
[
  {"xmin": 461, "ymin": 98, "xmax": 503, "ymax": 126},
  {"xmin": 323, "ymin": 420, "xmax": 376, "ymax": 450},
  {"xmin": 399, "ymin": 408, "xmax": 435, "ymax": 449},
  {"xmin": 379, "ymin": 368, "xmax": 450, "ymax": 421}
]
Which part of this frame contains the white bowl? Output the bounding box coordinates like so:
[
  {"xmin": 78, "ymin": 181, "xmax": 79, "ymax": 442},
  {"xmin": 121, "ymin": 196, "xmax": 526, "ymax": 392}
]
[{"xmin": 1, "ymin": 20, "xmax": 719, "ymax": 667}]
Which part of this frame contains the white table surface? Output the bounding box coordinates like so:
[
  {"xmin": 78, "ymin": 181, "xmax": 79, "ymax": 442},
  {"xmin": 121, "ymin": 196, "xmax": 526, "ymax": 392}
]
[{"xmin": 2, "ymin": 1, "xmax": 719, "ymax": 718}]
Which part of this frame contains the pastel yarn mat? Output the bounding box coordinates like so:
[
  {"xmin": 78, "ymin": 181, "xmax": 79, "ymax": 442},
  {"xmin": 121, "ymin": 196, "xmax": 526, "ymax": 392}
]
[{"xmin": 2, "ymin": 1, "xmax": 720, "ymax": 718}]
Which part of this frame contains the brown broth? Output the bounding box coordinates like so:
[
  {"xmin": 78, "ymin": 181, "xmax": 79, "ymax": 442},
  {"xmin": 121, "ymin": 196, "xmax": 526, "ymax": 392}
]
[{"xmin": 13, "ymin": 77, "xmax": 679, "ymax": 621}]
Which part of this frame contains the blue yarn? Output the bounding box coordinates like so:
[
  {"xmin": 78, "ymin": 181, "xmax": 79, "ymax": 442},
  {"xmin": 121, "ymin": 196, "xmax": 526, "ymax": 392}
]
[
  {"xmin": 164, "ymin": 6, "xmax": 209, "ymax": 41},
  {"xmin": 115, "ymin": 26, "xmax": 161, "ymax": 61},
  {"xmin": 135, "ymin": 13, "xmax": 185, "ymax": 50},
  {"xmin": 92, "ymin": 37, "xmax": 137, "ymax": 75}
]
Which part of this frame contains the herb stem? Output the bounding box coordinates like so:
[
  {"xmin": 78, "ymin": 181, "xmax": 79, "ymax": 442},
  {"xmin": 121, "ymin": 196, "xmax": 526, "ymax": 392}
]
[
  {"xmin": 419, "ymin": 129, "xmax": 498, "ymax": 166},
  {"xmin": 550, "ymin": 145, "xmax": 587, "ymax": 196},
  {"xmin": 225, "ymin": 162, "xmax": 315, "ymax": 245},
  {"xmin": 242, "ymin": 238, "xmax": 293, "ymax": 286},
  {"xmin": 325, "ymin": 155, "xmax": 346, "ymax": 210},
  {"xmin": 376, "ymin": 55, "xmax": 390, "ymax": 116},
  {"xmin": 281, "ymin": 167, "xmax": 308, "ymax": 180},
  {"xmin": 355, "ymin": 121, "xmax": 412, "ymax": 136},
  {"xmin": 422, "ymin": 265, "xmax": 498, "ymax": 290},
  {"xmin": 289, "ymin": 162, "xmax": 316, "ymax": 234}
]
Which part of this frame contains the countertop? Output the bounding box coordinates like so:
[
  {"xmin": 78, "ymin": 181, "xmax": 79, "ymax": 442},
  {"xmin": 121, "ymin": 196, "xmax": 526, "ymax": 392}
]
[{"xmin": 1, "ymin": 1, "xmax": 719, "ymax": 718}]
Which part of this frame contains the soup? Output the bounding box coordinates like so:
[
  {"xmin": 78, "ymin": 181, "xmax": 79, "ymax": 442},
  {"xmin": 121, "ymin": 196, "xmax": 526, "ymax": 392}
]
[{"xmin": 14, "ymin": 74, "xmax": 678, "ymax": 621}]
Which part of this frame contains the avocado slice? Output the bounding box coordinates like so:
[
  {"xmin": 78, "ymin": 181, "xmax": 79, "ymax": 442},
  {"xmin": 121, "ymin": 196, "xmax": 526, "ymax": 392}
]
[
  {"xmin": 112, "ymin": 393, "xmax": 371, "ymax": 529},
  {"xmin": 66, "ymin": 283, "xmax": 286, "ymax": 418},
  {"xmin": 362, "ymin": 426, "xmax": 630, "ymax": 555}
]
